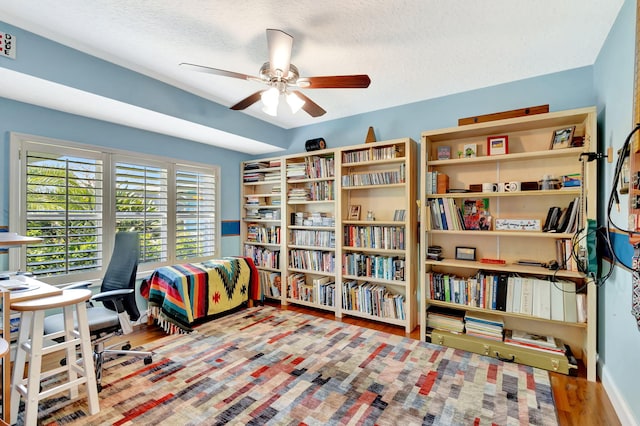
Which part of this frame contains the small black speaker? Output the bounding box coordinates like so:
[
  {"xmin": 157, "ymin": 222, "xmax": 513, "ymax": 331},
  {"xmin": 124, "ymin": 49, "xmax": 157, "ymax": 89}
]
[{"xmin": 305, "ymin": 138, "xmax": 327, "ymax": 151}]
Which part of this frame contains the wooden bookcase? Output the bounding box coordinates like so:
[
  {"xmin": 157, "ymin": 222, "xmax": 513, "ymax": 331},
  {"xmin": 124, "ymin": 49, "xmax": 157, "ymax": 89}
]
[
  {"xmin": 419, "ymin": 107, "xmax": 598, "ymax": 381},
  {"xmin": 240, "ymin": 157, "xmax": 285, "ymax": 302},
  {"xmin": 284, "ymin": 149, "xmax": 338, "ymax": 312},
  {"xmin": 339, "ymin": 138, "xmax": 418, "ymax": 332},
  {"xmin": 242, "ymin": 138, "xmax": 418, "ymax": 333}
]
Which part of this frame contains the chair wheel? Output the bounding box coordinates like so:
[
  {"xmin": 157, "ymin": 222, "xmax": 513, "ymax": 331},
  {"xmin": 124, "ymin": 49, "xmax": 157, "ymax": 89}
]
[
  {"xmin": 60, "ymin": 358, "xmax": 67, "ymax": 366},
  {"xmin": 97, "ymin": 383, "xmax": 103, "ymax": 392},
  {"xmin": 144, "ymin": 356, "xmax": 152, "ymax": 365},
  {"xmin": 122, "ymin": 344, "xmax": 131, "ymax": 350}
]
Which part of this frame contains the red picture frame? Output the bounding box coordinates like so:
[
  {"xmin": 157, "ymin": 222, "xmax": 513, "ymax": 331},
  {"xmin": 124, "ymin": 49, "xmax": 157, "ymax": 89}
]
[{"xmin": 487, "ymin": 135, "xmax": 508, "ymax": 155}]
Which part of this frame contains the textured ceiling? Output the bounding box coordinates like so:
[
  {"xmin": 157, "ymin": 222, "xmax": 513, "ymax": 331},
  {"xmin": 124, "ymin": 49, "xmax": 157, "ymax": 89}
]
[{"xmin": 0, "ymin": 0, "xmax": 625, "ymax": 130}]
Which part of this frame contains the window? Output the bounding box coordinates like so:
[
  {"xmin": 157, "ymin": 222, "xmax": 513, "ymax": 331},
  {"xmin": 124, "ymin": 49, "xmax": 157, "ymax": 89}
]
[
  {"xmin": 25, "ymin": 148, "xmax": 104, "ymax": 276},
  {"xmin": 175, "ymin": 167, "xmax": 216, "ymax": 260},
  {"xmin": 115, "ymin": 161, "xmax": 168, "ymax": 264},
  {"xmin": 9, "ymin": 134, "xmax": 220, "ymax": 281}
]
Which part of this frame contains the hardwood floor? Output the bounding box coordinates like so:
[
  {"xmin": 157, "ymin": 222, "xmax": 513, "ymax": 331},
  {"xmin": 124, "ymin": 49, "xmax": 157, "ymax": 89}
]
[{"xmin": 43, "ymin": 302, "xmax": 621, "ymax": 426}]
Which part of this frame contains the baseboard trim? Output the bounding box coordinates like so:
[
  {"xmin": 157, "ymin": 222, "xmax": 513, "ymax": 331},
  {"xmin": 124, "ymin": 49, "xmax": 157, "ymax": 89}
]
[{"xmin": 601, "ymin": 364, "xmax": 639, "ymax": 426}]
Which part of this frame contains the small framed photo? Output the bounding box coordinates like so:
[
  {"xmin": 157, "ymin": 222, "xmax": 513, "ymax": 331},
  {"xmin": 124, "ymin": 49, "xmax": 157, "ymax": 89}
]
[
  {"xmin": 550, "ymin": 126, "xmax": 575, "ymax": 150},
  {"xmin": 348, "ymin": 205, "xmax": 361, "ymax": 220},
  {"xmin": 463, "ymin": 143, "xmax": 477, "ymax": 158},
  {"xmin": 437, "ymin": 145, "xmax": 451, "ymax": 160},
  {"xmin": 455, "ymin": 246, "xmax": 476, "ymax": 261},
  {"xmin": 487, "ymin": 135, "xmax": 508, "ymax": 156}
]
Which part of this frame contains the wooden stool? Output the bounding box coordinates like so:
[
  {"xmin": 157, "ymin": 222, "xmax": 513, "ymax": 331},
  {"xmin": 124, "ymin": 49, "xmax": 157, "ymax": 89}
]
[{"xmin": 10, "ymin": 289, "xmax": 99, "ymax": 425}]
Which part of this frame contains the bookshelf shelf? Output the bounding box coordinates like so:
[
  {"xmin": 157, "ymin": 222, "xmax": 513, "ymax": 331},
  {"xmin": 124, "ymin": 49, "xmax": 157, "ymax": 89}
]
[{"xmin": 420, "ymin": 107, "xmax": 598, "ymax": 381}]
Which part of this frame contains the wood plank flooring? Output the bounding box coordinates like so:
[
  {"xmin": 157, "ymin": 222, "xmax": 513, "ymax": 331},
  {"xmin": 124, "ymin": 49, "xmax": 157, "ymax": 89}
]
[{"xmin": 42, "ymin": 302, "xmax": 621, "ymax": 425}]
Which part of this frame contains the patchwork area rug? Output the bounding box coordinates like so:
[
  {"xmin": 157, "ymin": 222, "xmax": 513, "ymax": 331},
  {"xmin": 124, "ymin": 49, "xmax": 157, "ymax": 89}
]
[{"xmin": 30, "ymin": 306, "xmax": 558, "ymax": 425}]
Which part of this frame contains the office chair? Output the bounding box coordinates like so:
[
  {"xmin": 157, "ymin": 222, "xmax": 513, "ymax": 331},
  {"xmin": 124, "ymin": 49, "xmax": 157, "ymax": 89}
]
[{"xmin": 43, "ymin": 232, "xmax": 152, "ymax": 391}]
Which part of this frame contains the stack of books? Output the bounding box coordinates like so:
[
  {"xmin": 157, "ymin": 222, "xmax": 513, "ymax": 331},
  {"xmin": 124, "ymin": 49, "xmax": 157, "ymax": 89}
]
[
  {"xmin": 504, "ymin": 329, "xmax": 566, "ymax": 355},
  {"xmin": 426, "ymin": 306, "xmax": 465, "ymax": 333},
  {"xmin": 464, "ymin": 312, "xmax": 504, "ymax": 341}
]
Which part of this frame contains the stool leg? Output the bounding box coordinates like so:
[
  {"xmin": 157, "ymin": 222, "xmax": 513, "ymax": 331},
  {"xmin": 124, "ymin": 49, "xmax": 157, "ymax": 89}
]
[
  {"xmin": 10, "ymin": 311, "xmax": 32, "ymax": 425},
  {"xmin": 23, "ymin": 310, "xmax": 45, "ymax": 425},
  {"xmin": 75, "ymin": 302, "xmax": 99, "ymax": 415},
  {"xmin": 62, "ymin": 304, "xmax": 79, "ymax": 400}
]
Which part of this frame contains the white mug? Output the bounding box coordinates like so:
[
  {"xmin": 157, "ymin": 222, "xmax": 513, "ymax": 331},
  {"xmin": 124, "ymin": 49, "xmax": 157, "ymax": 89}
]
[
  {"xmin": 482, "ymin": 182, "xmax": 498, "ymax": 192},
  {"xmin": 504, "ymin": 181, "xmax": 521, "ymax": 192},
  {"xmin": 498, "ymin": 182, "xmax": 506, "ymax": 192}
]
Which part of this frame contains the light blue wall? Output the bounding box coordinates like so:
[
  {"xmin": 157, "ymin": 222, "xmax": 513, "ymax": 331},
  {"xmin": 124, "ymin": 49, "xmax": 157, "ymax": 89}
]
[
  {"xmin": 594, "ymin": 0, "xmax": 640, "ymax": 424},
  {"xmin": 284, "ymin": 67, "xmax": 595, "ymax": 154},
  {"xmin": 0, "ymin": 21, "xmax": 289, "ymax": 148}
]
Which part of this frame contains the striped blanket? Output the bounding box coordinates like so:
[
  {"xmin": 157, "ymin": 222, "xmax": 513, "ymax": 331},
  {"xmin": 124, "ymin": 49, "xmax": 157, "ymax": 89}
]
[{"xmin": 145, "ymin": 258, "xmax": 260, "ymax": 334}]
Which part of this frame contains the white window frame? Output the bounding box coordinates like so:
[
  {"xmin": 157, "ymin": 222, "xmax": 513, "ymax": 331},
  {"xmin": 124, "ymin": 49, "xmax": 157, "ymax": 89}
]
[{"xmin": 9, "ymin": 132, "xmax": 221, "ymax": 285}]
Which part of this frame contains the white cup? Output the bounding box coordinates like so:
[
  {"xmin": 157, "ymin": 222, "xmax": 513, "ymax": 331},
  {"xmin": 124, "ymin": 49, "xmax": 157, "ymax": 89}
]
[
  {"xmin": 504, "ymin": 181, "xmax": 521, "ymax": 192},
  {"xmin": 497, "ymin": 182, "xmax": 506, "ymax": 192},
  {"xmin": 482, "ymin": 182, "xmax": 498, "ymax": 192}
]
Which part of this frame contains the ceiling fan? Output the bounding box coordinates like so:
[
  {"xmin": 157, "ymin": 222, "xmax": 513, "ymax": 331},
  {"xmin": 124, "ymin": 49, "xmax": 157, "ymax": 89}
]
[{"xmin": 180, "ymin": 29, "xmax": 371, "ymax": 117}]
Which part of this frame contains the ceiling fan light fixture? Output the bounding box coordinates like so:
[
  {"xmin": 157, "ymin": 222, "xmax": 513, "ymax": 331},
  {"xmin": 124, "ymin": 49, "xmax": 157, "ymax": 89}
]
[
  {"xmin": 261, "ymin": 87, "xmax": 280, "ymax": 108},
  {"xmin": 286, "ymin": 91, "xmax": 305, "ymax": 114}
]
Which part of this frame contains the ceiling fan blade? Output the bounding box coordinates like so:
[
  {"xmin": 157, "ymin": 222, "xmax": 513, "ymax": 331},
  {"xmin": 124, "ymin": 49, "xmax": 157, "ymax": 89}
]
[
  {"xmin": 297, "ymin": 75, "xmax": 371, "ymax": 89},
  {"xmin": 267, "ymin": 29, "xmax": 293, "ymax": 76},
  {"xmin": 230, "ymin": 91, "xmax": 265, "ymax": 110},
  {"xmin": 292, "ymin": 91, "xmax": 326, "ymax": 117},
  {"xmin": 179, "ymin": 62, "xmax": 260, "ymax": 82}
]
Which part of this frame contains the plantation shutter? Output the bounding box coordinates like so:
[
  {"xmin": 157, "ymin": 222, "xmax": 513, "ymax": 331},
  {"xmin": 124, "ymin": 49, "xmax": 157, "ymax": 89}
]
[
  {"xmin": 175, "ymin": 167, "xmax": 217, "ymax": 260},
  {"xmin": 25, "ymin": 150, "xmax": 103, "ymax": 277},
  {"xmin": 115, "ymin": 161, "xmax": 168, "ymax": 264}
]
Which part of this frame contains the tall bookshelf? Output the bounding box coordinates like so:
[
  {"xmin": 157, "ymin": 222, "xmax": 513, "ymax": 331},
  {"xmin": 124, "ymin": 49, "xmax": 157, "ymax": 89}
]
[
  {"xmin": 419, "ymin": 107, "xmax": 598, "ymax": 381},
  {"xmin": 284, "ymin": 149, "xmax": 338, "ymax": 312},
  {"xmin": 241, "ymin": 157, "xmax": 285, "ymax": 301},
  {"xmin": 340, "ymin": 138, "xmax": 418, "ymax": 332}
]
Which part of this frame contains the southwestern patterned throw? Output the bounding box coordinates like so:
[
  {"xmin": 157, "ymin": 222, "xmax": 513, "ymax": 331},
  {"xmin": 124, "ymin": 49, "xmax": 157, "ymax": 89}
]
[{"xmin": 145, "ymin": 257, "xmax": 260, "ymax": 334}]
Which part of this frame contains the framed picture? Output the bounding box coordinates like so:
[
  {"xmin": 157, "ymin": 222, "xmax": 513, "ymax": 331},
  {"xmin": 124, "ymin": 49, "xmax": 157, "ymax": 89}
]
[
  {"xmin": 348, "ymin": 205, "xmax": 361, "ymax": 220},
  {"xmin": 455, "ymin": 246, "xmax": 476, "ymax": 261},
  {"xmin": 437, "ymin": 145, "xmax": 451, "ymax": 160},
  {"xmin": 487, "ymin": 135, "xmax": 508, "ymax": 155},
  {"xmin": 463, "ymin": 143, "xmax": 477, "ymax": 158},
  {"xmin": 550, "ymin": 126, "xmax": 575, "ymax": 150}
]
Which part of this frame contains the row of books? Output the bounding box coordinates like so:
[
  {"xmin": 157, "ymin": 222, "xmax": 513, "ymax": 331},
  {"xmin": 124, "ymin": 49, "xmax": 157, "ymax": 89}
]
[
  {"xmin": 287, "ymin": 273, "xmax": 335, "ymax": 306},
  {"xmin": 287, "ymin": 181, "xmax": 335, "ymax": 201},
  {"xmin": 243, "ymin": 244, "xmax": 280, "ymax": 269},
  {"xmin": 342, "ymin": 280, "xmax": 406, "ymax": 320},
  {"xmin": 245, "ymin": 207, "xmax": 281, "ymax": 220},
  {"xmin": 341, "ymin": 145, "xmax": 402, "ymax": 164},
  {"xmin": 341, "ymin": 165, "xmax": 405, "ymax": 187},
  {"xmin": 246, "ymin": 224, "xmax": 281, "ymax": 244},
  {"xmin": 291, "ymin": 212, "xmax": 335, "ymax": 227},
  {"xmin": 556, "ymin": 238, "xmax": 581, "ymax": 272},
  {"xmin": 425, "ymin": 171, "xmax": 449, "ymax": 194},
  {"xmin": 258, "ymin": 270, "xmax": 281, "ymax": 298},
  {"xmin": 426, "ymin": 272, "xmax": 585, "ymax": 323},
  {"xmin": 287, "ymin": 156, "xmax": 335, "ymax": 180},
  {"xmin": 290, "ymin": 229, "xmax": 336, "ymax": 248},
  {"xmin": 429, "ymin": 198, "xmax": 492, "ymax": 231},
  {"xmin": 342, "ymin": 253, "xmax": 405, "ymax": 281},
  {"xmin": 343, "ymin": 225, "xmax": 405, "ymax": 250},
  {"xmin": 288, "ymin": 249, "xmax": 335, "ymax": 273},
  {"xmin": 426, "ymin": 306, "xmax": 566, "ymax": 355},
  {"xmin": 542, "ymin": 197, "xmax": 580, "ymax": 234}
]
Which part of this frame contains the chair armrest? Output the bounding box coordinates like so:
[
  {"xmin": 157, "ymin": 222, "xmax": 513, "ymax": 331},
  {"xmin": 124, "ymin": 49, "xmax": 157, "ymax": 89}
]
[
  {"xmin": 91, "ymin": 289, "xmax": 133, "ymax": 303},
  {"xmin": 62, "ymin": 281, "xmax": 92, "ymax": 290}
]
